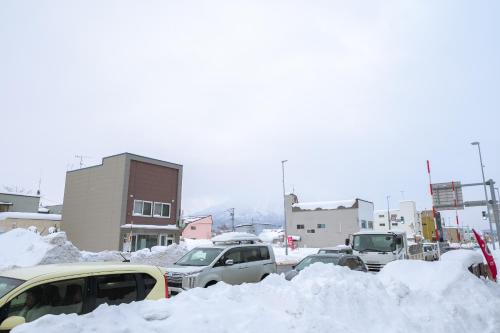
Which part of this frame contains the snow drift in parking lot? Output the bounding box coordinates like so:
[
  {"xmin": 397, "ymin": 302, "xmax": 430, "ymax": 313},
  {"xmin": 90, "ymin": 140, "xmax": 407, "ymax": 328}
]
[
  {"xmin": 0, "ymin": 229, "xmax": 189, "ymax": 271},
  {"xmin": 0, "ymin": 229, "xmax": 81, "ymax": 271},
  {"xmin": 130, "ymin": 244, "xmax": 189, "ymax": 267},
  {"xmin": 14, "ymin": 260, "xmax": 500, "ymax": 333}
]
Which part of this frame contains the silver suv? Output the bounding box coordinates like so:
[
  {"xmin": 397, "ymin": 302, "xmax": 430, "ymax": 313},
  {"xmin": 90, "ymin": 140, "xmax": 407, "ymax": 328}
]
[{"xmin": 166, "ymin": 235, "xmax": 276, "ymax": 295}]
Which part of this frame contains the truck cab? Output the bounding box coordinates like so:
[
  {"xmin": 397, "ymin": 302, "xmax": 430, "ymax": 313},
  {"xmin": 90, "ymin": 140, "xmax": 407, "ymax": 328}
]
[{"xmin": 350, "ymin": 231, "xmax": 408, "ymax": 272}]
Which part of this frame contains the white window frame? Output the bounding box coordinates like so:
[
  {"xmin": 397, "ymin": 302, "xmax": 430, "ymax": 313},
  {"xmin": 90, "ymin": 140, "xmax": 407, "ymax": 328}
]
[
  {"xmin": 153, "ymin": 202, "xmax": 171, "ymax": 218},
  {"xmin": 132, "ymin": 200, "xmax": 153, "ymax": 217}
]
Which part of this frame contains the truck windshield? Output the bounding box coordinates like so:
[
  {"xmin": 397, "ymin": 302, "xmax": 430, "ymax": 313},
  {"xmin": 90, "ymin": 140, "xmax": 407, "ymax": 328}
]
[
  {"xmin": 353, "ymin": 234, "xmax": 396, "ymax": 253},
  {"xmin": 0, "ymin": 276, "xmax": 24, "ymax": 299},
  {"xmin": 175, "ymin": 248, "xmax": 224, "ymax": 266}
]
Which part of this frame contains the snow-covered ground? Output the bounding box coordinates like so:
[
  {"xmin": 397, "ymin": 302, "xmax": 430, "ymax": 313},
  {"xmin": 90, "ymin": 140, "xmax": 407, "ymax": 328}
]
[
  {"xmin": 13, "ymin": 257, "xmax": 500, "ymax": 333},
  {"xmin": 2, "ymin": 229, "xmax": 500, "ymax": 332}
]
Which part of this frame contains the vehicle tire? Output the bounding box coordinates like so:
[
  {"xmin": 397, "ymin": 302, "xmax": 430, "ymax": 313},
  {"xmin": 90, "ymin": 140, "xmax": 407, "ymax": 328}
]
[
  {"xmin": 204, "ymin": 281, "xmax": 218, "ymax": 288},
  {"xmin": 260, "ymin": 274, "xmax": 269, "ymax": 281}
]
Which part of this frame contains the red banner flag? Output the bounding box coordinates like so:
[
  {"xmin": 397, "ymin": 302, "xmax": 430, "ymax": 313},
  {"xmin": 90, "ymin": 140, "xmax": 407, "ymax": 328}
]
[{"xmin": 472, "ymin": 229, "xmax": 497, "ymax": 282}]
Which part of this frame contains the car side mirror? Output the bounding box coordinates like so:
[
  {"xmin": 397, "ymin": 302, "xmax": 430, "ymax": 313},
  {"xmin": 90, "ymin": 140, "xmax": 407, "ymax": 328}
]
[
  {"xmin": 0, "ymin": 316, "xmax": 26, "ymax": 330},
  {"xmin": 345, "ymin": 238, "xmax": 350, "ymax": 246},
  {"xmin": 225, "ymin": 259, "xmax": 234, "ymax": 266},
  {"xmin": 396, "ymin": 238, "xmax": 402, "ymax": 245}
]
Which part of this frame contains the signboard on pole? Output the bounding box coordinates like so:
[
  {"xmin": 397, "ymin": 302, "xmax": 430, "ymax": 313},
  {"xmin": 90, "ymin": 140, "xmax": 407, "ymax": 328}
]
[{"xmin": 431, "ymin": 181, "xmax": 464, "ymax": 211}]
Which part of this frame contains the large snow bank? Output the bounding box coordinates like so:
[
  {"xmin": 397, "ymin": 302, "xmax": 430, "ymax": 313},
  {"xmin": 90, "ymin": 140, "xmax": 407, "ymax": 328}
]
[
  {"xmin": 0, "ymin": 229, "xmax": 81, "ymax": 271},
  {"xmin": 0, "ymin": 229, "xmax": 190, "ymax": 271},
  {"xmin": 258, "ymin": 229, "xmax": 282, "ymax": 243},
  {"xmin": 440, "ymin": 249, "xmax": 484, "ymax": 268},
  {"xmin": 15, "ymin": 261, "xmax": 500, "ymax": 333},
  {"xmin": 130, "ymin": 244, "xmax": 188, "ymax": 266}
]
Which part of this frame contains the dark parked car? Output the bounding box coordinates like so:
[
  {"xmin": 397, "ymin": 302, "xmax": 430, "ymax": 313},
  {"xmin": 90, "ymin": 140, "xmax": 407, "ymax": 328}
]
[{"xmin": 285, "ymin": 254, "xmax": 367, "ymax": 280}]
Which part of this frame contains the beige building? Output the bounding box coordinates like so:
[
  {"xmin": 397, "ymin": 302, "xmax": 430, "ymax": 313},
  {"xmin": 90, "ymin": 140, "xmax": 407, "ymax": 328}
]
[
  {"xmin": 62, "ymin": 153, "xmax": 183, "ymax": 252},
  {"xmin": 0, "ymin": 212, "xmax": 61, "ymax": 235},
  {"xmin": 285, "ymin": 194, "xmax": 374, "ymax": 248}
]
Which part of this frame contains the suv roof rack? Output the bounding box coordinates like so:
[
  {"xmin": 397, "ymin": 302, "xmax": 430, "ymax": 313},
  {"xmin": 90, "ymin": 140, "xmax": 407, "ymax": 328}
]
[{"xmin": 211, "ymin": 232, "xmax": 262, "ymax": 245}]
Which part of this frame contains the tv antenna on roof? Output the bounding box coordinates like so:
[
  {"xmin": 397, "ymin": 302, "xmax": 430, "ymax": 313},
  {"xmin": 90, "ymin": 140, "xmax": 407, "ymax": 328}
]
[{"xmin": 75, "ymin": 155, "xmax": 91, "ymax": 169}]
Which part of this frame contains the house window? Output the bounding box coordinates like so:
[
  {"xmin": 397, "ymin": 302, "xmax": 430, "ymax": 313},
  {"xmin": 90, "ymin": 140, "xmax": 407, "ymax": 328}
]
[
  {"xmin": 378, "ymin": 214, "xmax": 385, "ymax": 218},
  {"xmin": 361, "ymin": 220, "xmax": 367, "ymax": 228},
  {"xmin": 392, "ymin": 223, "xmax": 398, "ymax": 226},
  {"xmin": 190, "ymin": 226, "xmax": 196, "ymax": 230},
  {"xmin": 153, "ymin": 202, "xmax": 171, "ymax": 218},
  {"xmin": 317, "ymin": 224, "xmax": 326, "ymax": 229},
  {"xmin": 306, "ymin": 229, "xmax": 315, "ymax": 233},
  {"xmin": 368, "ymin": 221, "xmax": 373, "ymax": 229},
  {"xmin": 296, "ymin": 224, "xmax": 305, "ymax": 230},
  {"xmin": 379, "ymin": 223, "xmax": 385, "ymax": 227},
  {"xmin": 133, "ymin": 200, "xmax": 153, "ymax": 216}
]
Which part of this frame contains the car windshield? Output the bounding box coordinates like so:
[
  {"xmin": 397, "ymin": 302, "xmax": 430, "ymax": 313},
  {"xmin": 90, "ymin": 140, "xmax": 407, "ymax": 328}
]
[
  {"xmin": 0, "ymin": 276, "xmax": 24, "ymax": 299},
  {"xmin": 352, "ymin": 234, "xmax": 396, "ymax": 252},
  {"xmin": 295, "ymin": 256, "xmax": 339, "ymax": 271},
  {"xmin": 175, "ymin": 248, "xmax": 224, "ymax": 266}
]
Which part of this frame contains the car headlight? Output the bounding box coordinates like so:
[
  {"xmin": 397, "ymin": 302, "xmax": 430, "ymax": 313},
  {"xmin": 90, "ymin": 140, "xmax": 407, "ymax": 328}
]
[{"xmin": 182, "ymin": 274, "xmax": 198, "ymax": 289}]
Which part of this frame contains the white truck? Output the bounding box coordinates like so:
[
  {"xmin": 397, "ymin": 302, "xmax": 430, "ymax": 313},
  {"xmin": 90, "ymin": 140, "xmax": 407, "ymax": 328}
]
[{"xmin": 350, "ymin": 230, "xmax": 424, "ymax": 272}]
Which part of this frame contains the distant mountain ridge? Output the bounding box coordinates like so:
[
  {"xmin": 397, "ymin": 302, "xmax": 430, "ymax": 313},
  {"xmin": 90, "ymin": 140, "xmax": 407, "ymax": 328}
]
[{"xmin": 193, "ymin": 205, "xmax": 283, "ymax": 233}]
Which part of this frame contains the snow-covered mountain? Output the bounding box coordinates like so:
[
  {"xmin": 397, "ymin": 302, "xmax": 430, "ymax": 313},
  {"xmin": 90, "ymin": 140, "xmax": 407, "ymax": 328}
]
[{"xmin": 192, "ymin": 204, "xmax": 283, "ymax": 233}]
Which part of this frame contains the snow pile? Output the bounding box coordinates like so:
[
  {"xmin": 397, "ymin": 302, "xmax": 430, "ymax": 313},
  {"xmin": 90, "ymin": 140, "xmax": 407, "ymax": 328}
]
[
  {"xmin": 258, "ymin": 229, "xmax": 283, "ymax": 243},
  {"xmin": 15, "ymin": 260, "xmax": 500, "ymax": 333},
  {"xmin": 80, "ymin": 250, "xmax": 127, "ymax": 262},
  {"xmin": 0, "ymin": 229, "xmax": 191, "ymax": 271},
  {"xmin": 272, "ymin": 246, "xmax": 319, "ymax": 265},
  {"xmin": 37, "ymin": 232, "xmax": 82, "ymax": 265},
  {"xmin": 130, "ymin": 244, "xmax": 188, "ymax": 267},
  {"xmin": 0, "ymin": 229, "xmax": 81, "ymax": 271},
  {"xmin": 440, "ymin": 249, "xmax": 484, "ymax": 268}
]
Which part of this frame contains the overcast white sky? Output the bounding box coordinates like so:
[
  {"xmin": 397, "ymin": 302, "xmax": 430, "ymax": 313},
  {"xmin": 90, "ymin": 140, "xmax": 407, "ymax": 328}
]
[{"xmin": 1, "ymin": 1, "xmax": 499, "ymax": 228}]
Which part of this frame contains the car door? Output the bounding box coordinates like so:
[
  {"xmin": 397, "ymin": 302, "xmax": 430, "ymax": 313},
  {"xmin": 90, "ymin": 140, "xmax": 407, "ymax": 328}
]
[
  {"xmin": 240, "ymin": 247, "xmax": 263, "ymax": 282},
  {"xmin": 221, "ymin": 248, "xmax": 248, "ymax": 285}
]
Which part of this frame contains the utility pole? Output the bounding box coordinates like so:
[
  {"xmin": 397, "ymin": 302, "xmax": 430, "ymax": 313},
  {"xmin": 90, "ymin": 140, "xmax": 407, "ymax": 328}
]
[
  {"xmin": 386, "ymin": 195, "xmax": 391, "ymax": 231},
  {"xmin": 471, "ymin": 142, "xmax": 495, "ymax": 249},
  {"xmin": 228, "ymin": 208, "xmax": 235, "ymax": 232},
  {"xmin": 282, "ymin": 160, "xmax": 288, "ymax": 255}
]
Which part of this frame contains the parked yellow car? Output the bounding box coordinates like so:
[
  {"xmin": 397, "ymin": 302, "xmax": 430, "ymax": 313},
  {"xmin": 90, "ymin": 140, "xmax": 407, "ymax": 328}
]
[{"xmin": 0, "ymin": 262, "xmax": 168, "ymax": 331}]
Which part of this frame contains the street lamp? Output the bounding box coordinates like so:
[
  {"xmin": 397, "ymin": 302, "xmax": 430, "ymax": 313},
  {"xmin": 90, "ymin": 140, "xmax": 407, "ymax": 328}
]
[
  {"xmin": 281, "ymin": 160, "xmax": 288, "ymax": 255},
  {"xmin": 471, "ymin": 141, "xmax": 496, "ymax": 249}
]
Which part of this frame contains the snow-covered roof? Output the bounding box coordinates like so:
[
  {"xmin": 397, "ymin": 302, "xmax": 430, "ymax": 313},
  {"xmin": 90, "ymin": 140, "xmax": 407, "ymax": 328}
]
[
  {"xmin": 38, "ymin": 207, "xmax": 50, "ymax": 213},
  {"xmin": 0, "ymin": 202, "xmax": 13, "ymax": 205},
  {"xmin": 292, "ymin": 199, "xmax": 357, "ymax": 211},
  {"xmin": 0, "ymin": 212, "xmax": 61, "ymax": 221},
  {"xmin": 120, "ymin": 224, "xmax": 179, "ymax": 230},
  {"xmin": 182, "ymin": 216, "xmax": 211, "ymax": 224}
]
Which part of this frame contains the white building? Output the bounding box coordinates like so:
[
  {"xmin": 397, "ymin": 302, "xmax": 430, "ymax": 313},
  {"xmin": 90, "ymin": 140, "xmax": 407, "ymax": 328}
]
[
  {"xmin": 373, "ymin": 201, "xmax": 421, "ymax": 237},
  {"xmin": 285, "ymin": 194, "xmax": 374, "ymax": 248}
]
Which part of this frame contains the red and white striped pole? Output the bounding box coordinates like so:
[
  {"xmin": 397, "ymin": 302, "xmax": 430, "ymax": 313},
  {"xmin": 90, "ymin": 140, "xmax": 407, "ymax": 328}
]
[
  {"xmin": 427, "ymin": 160, "xmax": 440, "ymax": 242},
  {"xmin": 452, "ymin": 181, "xmax": 461, "ymax": 242}
]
